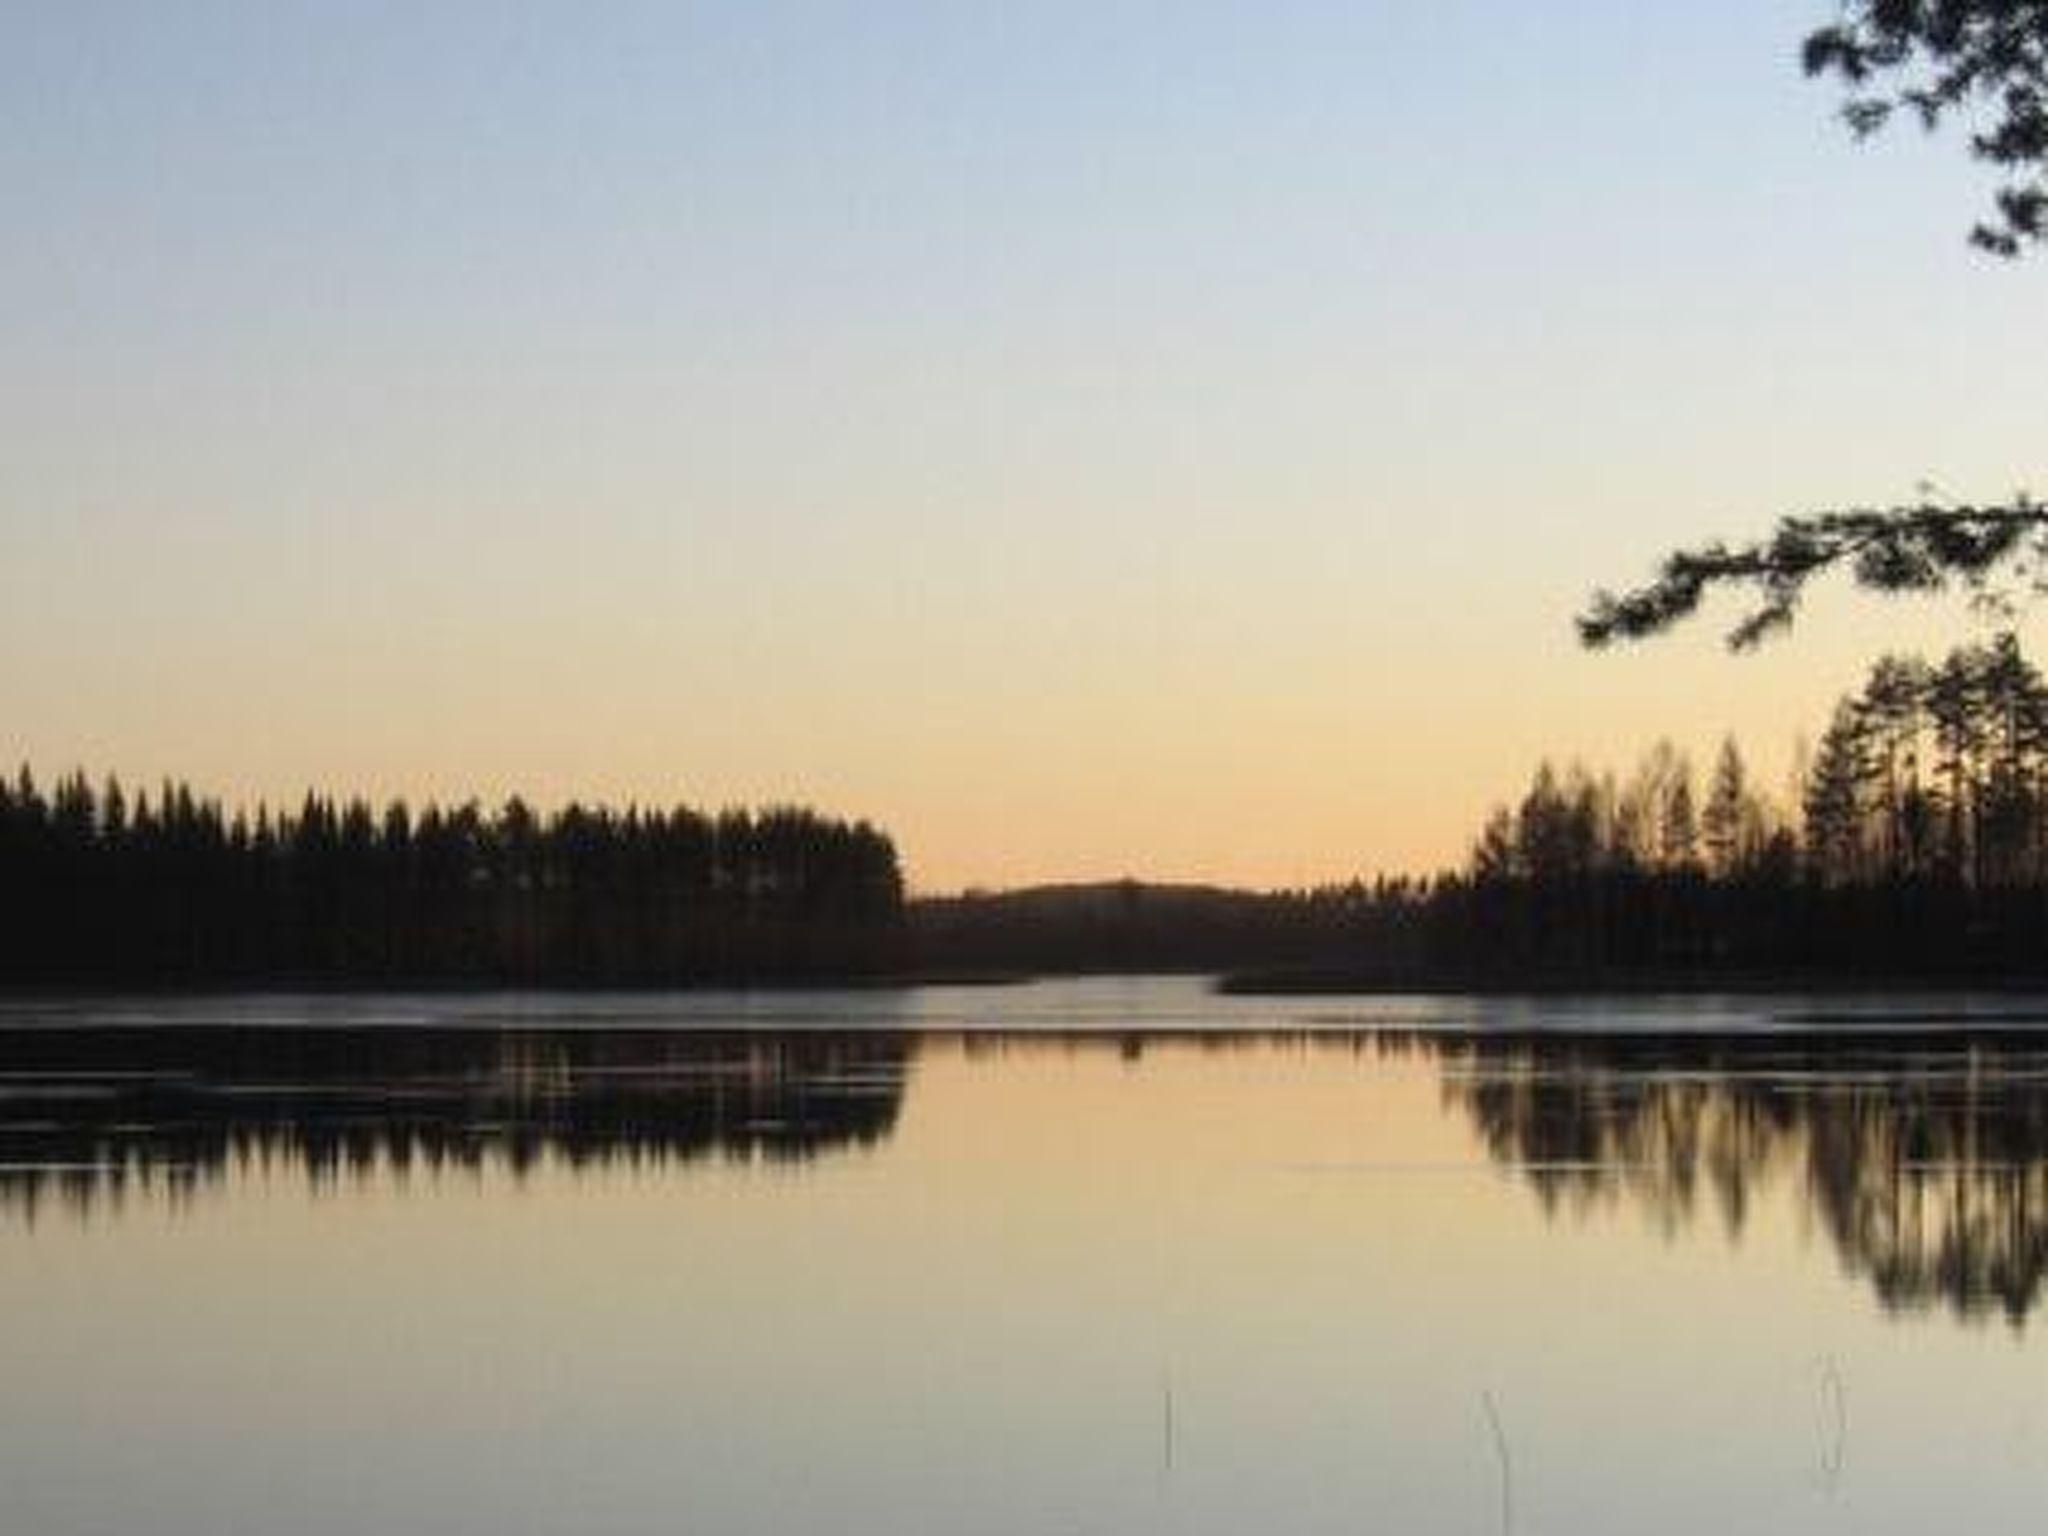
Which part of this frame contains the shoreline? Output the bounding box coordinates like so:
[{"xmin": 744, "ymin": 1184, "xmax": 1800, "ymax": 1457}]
[
  {"xmin": 10, "ymin": 966, "xmax": 2048, "ymax": 1000},
  {"xmin": 1214, "ymin": 965, "xmax": 2048, "ymax": 996}
]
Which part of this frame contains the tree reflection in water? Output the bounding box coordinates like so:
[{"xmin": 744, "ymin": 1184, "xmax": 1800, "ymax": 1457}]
[
  {"xmin": 15, "ymin": 1020, "xmax": 2048, "ymax": 1326},
  {"xmin": 1415, "ymin": 1029, "xmax": 2048, "ymax": 1325},
  {"xmin": 0, "ymin": 1027, "xmax": 911, "ymax": 1221}
]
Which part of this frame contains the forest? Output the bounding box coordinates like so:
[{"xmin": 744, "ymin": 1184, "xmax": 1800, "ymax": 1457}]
[
  {"xmin": 12, "ymin": 634, "xmax": 2048, "ymax": 989},
  {"xmin": 1422, "ymin": 631, "xmax": 2048, "ymax": 985},
  {"xmin": 1117, "ymin": 632, "xmax": 2048, "ymax": 989},
  {"xmin": 0, "ymin": 780, "xmax": 903, "ymax": 986}
]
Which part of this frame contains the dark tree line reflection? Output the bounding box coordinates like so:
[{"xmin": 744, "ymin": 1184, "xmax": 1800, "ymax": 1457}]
[
  {"xmin": 1411, "ymin": 1029, "xmax": 2048, "ymax": 1326},
  {"xmin": 17, "ymin": 1021, "xmax": 2048, "ymax": 1328},
  {"xmin": 0, "ymin": 1028, "xmax": 910, "ymax": 1222}
]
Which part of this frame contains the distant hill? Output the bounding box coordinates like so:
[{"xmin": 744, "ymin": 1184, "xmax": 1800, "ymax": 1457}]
[{"xmin": 906, "ymin": 879, "xmax": 1391, "ymax": 976}]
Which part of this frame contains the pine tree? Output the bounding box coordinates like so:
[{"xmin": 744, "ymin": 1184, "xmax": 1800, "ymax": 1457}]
[{"xmin": 1702, "ymin": 737, "xmax": 1752, "ymax": 877}]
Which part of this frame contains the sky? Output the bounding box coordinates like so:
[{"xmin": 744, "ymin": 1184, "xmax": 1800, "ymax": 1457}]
[{"xmin": 4, "ymin": 1, "xmax": 2046, "ymax": 892}]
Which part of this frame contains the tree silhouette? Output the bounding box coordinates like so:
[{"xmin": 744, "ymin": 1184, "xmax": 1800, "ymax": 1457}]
[
  {"xmin": 1805, "ymin": 0, "xmax": 2048, "ymax": 255},
  {"xmin": 1579, "ymin": 500, "xmax": 2048, "ymax": 650},
  {"xmin": 1581, "ymin": 3, "xmax": 2048, "ymax": 649},
  {"xmin": 0, "ymin": 773, "xmax": 905, "ymax": 987},
  {"xmin": 1804, "ymin": 700, "xmax": 1873, "ymax": 882},
  {"xmin": 1407, "ymin": 633, "xmax": 2048, "ymax": 981},
  {"xmin": 1702, "ymin": 736, "xmax": 1764, "ymax": 877}
]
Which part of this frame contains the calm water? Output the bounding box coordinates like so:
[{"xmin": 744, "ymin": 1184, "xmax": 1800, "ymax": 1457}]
[{"xmin": 7, "ymin": 977, "xmax": 2048, "ymax": 1534}]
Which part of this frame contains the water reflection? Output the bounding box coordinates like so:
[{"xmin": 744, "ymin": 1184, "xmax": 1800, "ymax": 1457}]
[
  {"xmin": 0, "ymin": 1027, "xmax": 910, "ymax": 1220},
  {"xmin": 0, "ymin": 1026, "xmax": 1341, "ymax": 1222},
  {"xmin": 1418, "ymin": 1029, "xmax": 2048, "ymax": 1325},
  {"xmin": 15, "ymin": 1015, "xmax": 2048, "ymax": 1331}
]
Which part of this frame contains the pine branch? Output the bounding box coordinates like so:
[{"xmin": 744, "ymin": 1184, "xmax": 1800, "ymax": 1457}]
[{"xmin": 1578, "ymin": 499, "xmax": 2048, "ymax": 649}]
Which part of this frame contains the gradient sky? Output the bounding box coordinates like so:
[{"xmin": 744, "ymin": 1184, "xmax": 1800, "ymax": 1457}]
[{"xmin": 5, "ymin": 1, "xmax": 2046, "ymax": 890}]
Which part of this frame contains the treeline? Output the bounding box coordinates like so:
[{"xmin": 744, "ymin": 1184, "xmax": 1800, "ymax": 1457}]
[
  {"xmin": 1419, "ymin": 632, "xmax": 2048, "ymax": 983},
  {"xmin": 911, "ymin": 635, "xmax": 2048, "ymax": 986},
  {"xmin": 17, "ymin": 634, "xmax": 2048, "ymax": 991},
  {"xmin": 907, "ymin": 878, "xmax": 1430, "ymax": 977},
  {"xmin": 1467, "ymin": 631, "xmax": 2048, "ymax": 895},
  {"xmin": 0, "ymin": 774, "xmax": 903, "ymax": 986},
  {"xmin": 1805, "ymin": 634, "xmax": 2048, "ymax": 886}
]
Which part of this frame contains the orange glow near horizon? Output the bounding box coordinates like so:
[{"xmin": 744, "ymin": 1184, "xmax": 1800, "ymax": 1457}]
[
  {"xmin": 7, "ymin": 5, "xmax": 2046, "ymax": 891},
  {"xmin": 9, "ymin": 587, "xmax": 2032, "ymax": 891}
]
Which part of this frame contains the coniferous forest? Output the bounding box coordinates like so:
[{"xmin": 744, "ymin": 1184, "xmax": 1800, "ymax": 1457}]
[
  {"xmin": 1232, "ymin": 631, "xmax": 2048, "ymax": 988},
  {"xmin": 926, "ymin": 633, "xmax": 2048, "ymax": 988},
  {"xmin": 1428, "ymin": 631, "xmax": 2048, "ymax": 984},
  {"xmin": 12, "ymin": 635, "xmax": 2048, "ymax": 990},
  {"xmin": 0, "ymin": 781, "xmax": 903, "ymax": 986}
]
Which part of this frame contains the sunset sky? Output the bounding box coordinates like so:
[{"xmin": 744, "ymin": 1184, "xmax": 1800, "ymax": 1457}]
[{"xmin": 5, "ymin": 1, "xmax": 2045, "ymax": 890}]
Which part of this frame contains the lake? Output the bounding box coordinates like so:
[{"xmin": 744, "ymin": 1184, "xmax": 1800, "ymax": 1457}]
[{"xmin": 5, "ymin": 976, "xmax": 2048, "ymax": 1534}]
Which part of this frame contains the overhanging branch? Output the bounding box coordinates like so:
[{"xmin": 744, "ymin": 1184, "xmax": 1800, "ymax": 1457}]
[{"xmin": 1577, "ymin": 499, "xmax": 2048, "ymax": 650}]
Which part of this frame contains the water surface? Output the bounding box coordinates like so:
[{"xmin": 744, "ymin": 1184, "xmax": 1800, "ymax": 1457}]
[{"xmin": 4, "ymin": 978, "xmax": 2048, "ymax": 1534}]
